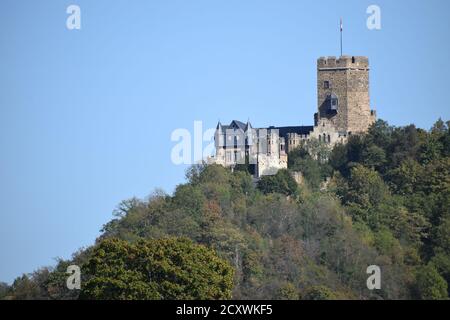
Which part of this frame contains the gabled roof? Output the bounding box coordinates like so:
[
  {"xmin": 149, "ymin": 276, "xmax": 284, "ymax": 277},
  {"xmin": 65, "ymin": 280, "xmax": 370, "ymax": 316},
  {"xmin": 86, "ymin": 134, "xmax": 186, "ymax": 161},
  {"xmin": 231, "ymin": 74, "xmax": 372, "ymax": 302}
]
[
  {"xmin": 219, "ymin": 120, "xmax": 249, "ymax": 131},
  {"xmin": 230, "ymin": 120, "xmax": 247, "ymax": 130}
]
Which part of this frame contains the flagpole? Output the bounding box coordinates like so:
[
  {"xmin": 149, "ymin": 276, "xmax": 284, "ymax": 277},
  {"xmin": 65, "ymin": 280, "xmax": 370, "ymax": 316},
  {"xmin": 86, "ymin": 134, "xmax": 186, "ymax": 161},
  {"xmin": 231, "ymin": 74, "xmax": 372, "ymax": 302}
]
[{"xmin": 340, "ymin": 18, "xmax": 343, "ymax": 57}]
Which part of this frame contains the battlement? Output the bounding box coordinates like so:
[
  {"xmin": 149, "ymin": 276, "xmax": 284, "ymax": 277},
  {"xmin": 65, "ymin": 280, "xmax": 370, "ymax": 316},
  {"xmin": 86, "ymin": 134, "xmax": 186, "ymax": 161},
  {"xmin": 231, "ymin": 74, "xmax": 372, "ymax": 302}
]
[{"xmin": 317, "ymin": 56, "xmax": 369, "ymax": 69}]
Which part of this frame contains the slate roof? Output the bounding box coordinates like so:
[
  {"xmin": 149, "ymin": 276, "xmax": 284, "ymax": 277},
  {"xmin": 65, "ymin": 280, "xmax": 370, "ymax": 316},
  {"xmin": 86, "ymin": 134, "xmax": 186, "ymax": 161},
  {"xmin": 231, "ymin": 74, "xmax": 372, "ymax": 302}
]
[
  {"xmin": 220, "ymin": 120, "xmax": 249, "ymax": 131},
  {"xmin": 218, "ymin": 121, "xmax": 314, "ymax": 138},
  {"xmin": 273, "ymin": 126, "xmax": 314, "ymax": 138}
]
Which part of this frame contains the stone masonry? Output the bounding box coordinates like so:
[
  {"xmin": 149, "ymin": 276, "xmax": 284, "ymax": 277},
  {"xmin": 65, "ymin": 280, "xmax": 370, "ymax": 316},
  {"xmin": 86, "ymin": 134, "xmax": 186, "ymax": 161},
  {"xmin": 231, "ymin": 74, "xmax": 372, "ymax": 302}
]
[{"xmin": 210, "ymin": 56, "xmax": 377, "ymax": 177}]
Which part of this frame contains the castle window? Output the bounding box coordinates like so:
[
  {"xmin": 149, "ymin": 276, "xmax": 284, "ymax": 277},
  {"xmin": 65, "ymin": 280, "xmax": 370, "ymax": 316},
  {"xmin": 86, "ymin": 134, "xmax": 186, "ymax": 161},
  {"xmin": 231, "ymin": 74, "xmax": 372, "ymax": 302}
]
[
  {"xmin": 328, "ymin": 135, "xmax": 331, "ymax": 143},
  {"xmin": 327, "ymin": 93, "xmax": 338, "ymax": 111},
  {"xmin": 324, "ymin": 81, "xmax": 330, "ymax": 89},
  {"xmin": 352, "ymin": 56, "xmax": 356, "ymax": 63},
  {"xmin": 331, "ymin": 98, "xmax": 337, "ymax": 109}
]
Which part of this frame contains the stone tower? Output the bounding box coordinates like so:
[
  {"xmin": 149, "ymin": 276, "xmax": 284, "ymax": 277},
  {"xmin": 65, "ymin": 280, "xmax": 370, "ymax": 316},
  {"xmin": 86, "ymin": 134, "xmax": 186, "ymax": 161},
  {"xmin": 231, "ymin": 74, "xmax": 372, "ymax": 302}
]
[{"xmin": 316, "ymin": 56, "xmax": 376, "ymax": 134}]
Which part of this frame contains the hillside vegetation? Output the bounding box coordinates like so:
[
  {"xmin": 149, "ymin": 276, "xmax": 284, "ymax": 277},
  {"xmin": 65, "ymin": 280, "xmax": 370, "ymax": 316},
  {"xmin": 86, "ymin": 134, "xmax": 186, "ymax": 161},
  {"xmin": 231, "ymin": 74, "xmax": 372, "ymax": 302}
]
[{"xmin": 1, "ymin": 119, "xmax": 449, "ymax": 300}]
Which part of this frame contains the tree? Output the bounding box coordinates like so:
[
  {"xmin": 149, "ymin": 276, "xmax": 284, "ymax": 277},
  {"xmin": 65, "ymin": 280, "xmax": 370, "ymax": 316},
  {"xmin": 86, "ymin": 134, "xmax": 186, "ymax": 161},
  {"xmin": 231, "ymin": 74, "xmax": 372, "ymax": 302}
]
[
  {"xmin": 344, "ymin": 165, "xmax": 388, "ymax": 210},
  {"xmin": 431, "ymin": 253, "xmax": 450, "ymax": 295},
  {"xmin": 329, "ymin": 143, "xmax": 348, "ymax": 176},
  {"xmin": 0, "ymin": 282, "xmax": 10, "ymax": 299},
  {"xmin": 302, "ymin": 285, "xmax": 337, "ymax": 300},
  {"xmin": 386, "ymin": 159, "xmax": 423, "ymax": 195},
  {"xmin": 172, "ymin": 184, "xmax": 206, "ymax": 218},
  {"xmin": 435, "ymin": 216, "xmax": 450, "ymax": 255},
  {"xmin": 10, "ymin": 275, "xmax": 40, "ymax": 300},
  {"xmin": 257, "ymin": 169, "xmax": 297, "ymax": 196},
  {"xmin": 374, "ymin": 228, "xmax": 403, "ymax": 262},
  {"xmin": 361, "ymin": 144, "xmax": 386, "ymax": 170},
  {"xmin": 80, "ymin": 238, "xmax": 234, "ymax": 300},
  {"xmin": 276, "ymin": 282, "xmax": 299, "ymax": 300},
  {"xmin": 366, "ymin": 119, "xmax": 393, "ymax": 151},
  {"xmin": 289, "ymin": 145, "xmax": 332, "ymax": 189},
  {"xmin": 415, "ymin": 264, "xmax": 448, "ymax": 300}
]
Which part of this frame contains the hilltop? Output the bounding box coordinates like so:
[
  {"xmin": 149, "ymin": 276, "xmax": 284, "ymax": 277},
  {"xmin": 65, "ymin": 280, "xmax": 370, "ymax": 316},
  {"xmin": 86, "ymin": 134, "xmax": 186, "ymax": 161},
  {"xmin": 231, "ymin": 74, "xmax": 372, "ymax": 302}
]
[{"xmin": 1, "ymin": 119, "xmax": 449, "ymax": 300}]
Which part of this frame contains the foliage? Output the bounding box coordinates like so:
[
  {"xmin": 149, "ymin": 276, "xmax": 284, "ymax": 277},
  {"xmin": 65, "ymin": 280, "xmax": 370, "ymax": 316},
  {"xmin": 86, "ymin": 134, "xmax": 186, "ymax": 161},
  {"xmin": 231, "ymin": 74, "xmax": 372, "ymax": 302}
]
[
  {"xmin": 288, "ymin": 143, "xmax": 332, "ymax": 190},
  {"xmin": 257, "ymin": 169, "xmax": 298, "ymax": 196},
  {"xmin": 415, "ymin": 264, "xmax": 448, "ymax": 300},
  {"xmin": 3, "ymin": 118, "xmax": 449, "ymax": 300},
  {"xmin": 302, "ymin": 285, "xmax": 337, "ymax": 300},
  {"xmin": 80, "ymin": 238, "xmax": 234, "ymax": 300}
]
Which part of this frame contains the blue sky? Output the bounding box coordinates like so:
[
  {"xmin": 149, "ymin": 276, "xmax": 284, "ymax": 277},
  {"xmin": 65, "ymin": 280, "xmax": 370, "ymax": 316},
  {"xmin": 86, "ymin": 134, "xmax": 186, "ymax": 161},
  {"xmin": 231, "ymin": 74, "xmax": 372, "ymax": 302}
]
[{"xmin": 1, "ymin": 0, "xmax": 449, "ymax": 283}]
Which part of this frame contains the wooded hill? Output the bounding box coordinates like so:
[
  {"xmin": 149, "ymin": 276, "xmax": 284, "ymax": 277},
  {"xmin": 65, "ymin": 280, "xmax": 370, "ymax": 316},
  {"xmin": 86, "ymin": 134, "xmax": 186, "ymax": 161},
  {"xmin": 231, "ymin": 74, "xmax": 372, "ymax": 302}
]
[{"xmin": 1, "ymin": 119, "xmax": 449, "ymax": 300}]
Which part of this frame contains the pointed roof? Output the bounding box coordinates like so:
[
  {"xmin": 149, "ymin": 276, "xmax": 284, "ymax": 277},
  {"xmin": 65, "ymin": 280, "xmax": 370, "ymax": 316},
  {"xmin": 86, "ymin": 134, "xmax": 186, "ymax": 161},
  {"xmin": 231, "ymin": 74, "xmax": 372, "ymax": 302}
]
[
  {"xmin": 245, "ymin": 120, "xmax": 252, "ymax": 131},
  {"xmin": 230, "ymin": 120, "xmax": 247, "ymax": 131}
]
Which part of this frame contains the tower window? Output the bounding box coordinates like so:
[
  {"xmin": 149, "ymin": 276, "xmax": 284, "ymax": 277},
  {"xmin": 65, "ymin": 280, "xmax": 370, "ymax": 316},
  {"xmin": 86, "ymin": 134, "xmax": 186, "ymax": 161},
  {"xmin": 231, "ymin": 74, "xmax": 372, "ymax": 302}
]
[
  {"xmin": 327, "ymin": 93, "xmax": 339, "ymax": 111},
  {"xmin": 324, "ymin": 81, "xmax": 330, "ymax": 89},
  {"xmin": 330, "ymin": 98, "xmax": 337, "ymax": 109}
]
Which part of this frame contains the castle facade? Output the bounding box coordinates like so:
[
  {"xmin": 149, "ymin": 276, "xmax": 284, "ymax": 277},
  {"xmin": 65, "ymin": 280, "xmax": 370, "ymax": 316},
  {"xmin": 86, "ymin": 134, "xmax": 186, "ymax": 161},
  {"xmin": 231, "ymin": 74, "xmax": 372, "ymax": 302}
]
[{"xmin": 210, "ymin": 56, "xmax": 377, "ymax": 177}]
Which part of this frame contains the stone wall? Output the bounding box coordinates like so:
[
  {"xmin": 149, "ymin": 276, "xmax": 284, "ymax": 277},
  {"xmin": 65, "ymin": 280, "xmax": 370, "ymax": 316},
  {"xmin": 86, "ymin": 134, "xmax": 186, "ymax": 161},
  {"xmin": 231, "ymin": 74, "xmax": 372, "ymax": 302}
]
[
  {"xmin": 317, "ymin": 56, "xmax": 375, "ymax": 134},
  {"xmin": 211, "ymin": 55, "xmax": 377, "ymax": 178}
]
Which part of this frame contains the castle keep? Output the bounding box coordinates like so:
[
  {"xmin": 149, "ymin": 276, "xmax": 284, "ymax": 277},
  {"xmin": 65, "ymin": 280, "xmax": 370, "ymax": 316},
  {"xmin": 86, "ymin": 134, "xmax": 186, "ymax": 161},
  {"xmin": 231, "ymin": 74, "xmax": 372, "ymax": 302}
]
[{"xmin": 211, "ymin": 56, "xmax": 377, "ymax": 177}]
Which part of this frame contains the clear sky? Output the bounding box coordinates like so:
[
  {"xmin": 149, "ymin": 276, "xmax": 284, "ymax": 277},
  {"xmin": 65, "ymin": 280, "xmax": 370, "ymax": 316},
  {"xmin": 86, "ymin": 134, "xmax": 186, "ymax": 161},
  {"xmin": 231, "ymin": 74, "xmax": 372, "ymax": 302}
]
[{"xmin": 1, "ymin": 0, "xmax": 449, "ymax": 283}]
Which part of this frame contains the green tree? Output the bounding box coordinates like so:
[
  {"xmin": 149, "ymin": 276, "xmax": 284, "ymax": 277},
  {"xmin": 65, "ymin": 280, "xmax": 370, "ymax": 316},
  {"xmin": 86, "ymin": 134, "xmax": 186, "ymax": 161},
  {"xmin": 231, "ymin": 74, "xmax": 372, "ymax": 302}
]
[
  {"xmin": 431, "ymin": 253, "xmax": 450, "ymax": 295},
  {"xmin": 10, "ymin": 275, "xmax": 40, "ymax": 300},
  {"xmin": 302, "ymin": 285, "xmax": 337, "ymax": 300},
  {"xmin": 0, "ymin": 282, "xmax": 10, "ymax": 299},
  {"xmin": 276, "ymin": 282, "xmax": 299, "ymax": 300},
  {"xmin": 415, "ymin": 264, "xmax": 448, "ymax": 300},
  {"xmin": 366, "ymin": 119, "xmax": 393, "ymax": 151},
  {"xmin": 257, "ymin": 169, "xmax": 297, "ymax": 196},
  {"xmin": 80, "ymin": 238, "xmax": 234, "ymax": 300},
  {"xmin": 289, "ymin": 145, "xmax": 331, "ymax": 189},
  {"xmin": 374, "ymin": 228, "xmax": 403, "ymax": 262},
  {"xmin": 343, "ymin": 165, "xmax": 389, "ymax": 211}
]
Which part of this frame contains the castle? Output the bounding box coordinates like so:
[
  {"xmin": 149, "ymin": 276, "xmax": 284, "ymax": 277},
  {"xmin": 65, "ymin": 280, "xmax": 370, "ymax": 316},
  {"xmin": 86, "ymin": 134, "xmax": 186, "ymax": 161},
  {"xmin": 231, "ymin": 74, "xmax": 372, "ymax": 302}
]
[{"xmin": 210, "ymin": 56, "xmax": 377, "ymax": 177}]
